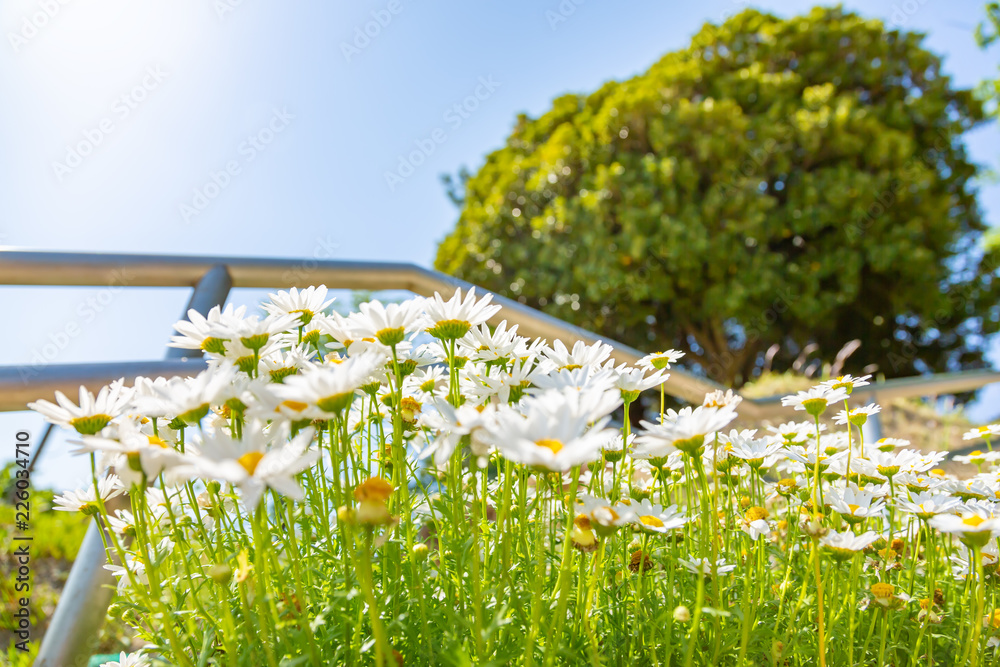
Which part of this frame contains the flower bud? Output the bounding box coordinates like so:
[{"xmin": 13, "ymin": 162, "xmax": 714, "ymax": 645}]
[
  {"xmin": 673, "ymin": 605, "xmax": 691, "ymax": 623},
  {"xmin": 208, "ymin": 563, "xmax": 233, "ymax": 584}
]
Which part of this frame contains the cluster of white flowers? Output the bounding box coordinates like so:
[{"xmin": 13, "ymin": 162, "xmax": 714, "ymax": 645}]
[{"xmin": 28, "ymin": 288, "xmax": 1000, "ymax": 665}]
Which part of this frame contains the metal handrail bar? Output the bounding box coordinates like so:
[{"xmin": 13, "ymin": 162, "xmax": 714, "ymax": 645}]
[{"xmin": 2, "ymin": 249, "xmax": 1000, "ymax": 419}]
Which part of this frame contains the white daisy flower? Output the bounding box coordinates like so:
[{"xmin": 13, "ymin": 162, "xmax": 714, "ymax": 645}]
[
  {"xmin": 612, "ymin": 362, "xmax": 667, "ymax": 401},
  {"xmin": 459, "ymin": 320, "xmax": 524, "ymax": 362},
  {"xmin": 963, "ymin": 424, "xmax": 1000, "ymax": 441},
  {"xmin": 487, "ymin": 388, "xmax": 619, "ymax": 472},
  {"xmin": 263, "ymin": 285, "xmax": 335, "ymax": 326},
  {"xmin": 345, "ymin": 298, "xmax": 427, "ymax": 346},
  {"xmin": 625, "ymin": 499, "xmax": 688, "ymax": 534},
  {"xmin": 826, "ymin": 483, "xmax": 886, "ymax": 525},
  {"xmin": 182, "ymin": 423, "xmax": 319, "ymax": 509},
  {"xmin": 821, "ymin": 374, "xmax": 872, "ymax": 394},
  {"xmin": 28, "ymin": 379, "xmax": 133, "ymax": 435},
  {"xmin": 576, "ymin": 494, "xmax": 636, "ymax": 535},
  {"xmin": 897, "ymin": 492, "xmax": 963, "ymax": 520},
  {"xmin": 541, "ymin": 339, "xmax": 614, "ymax": 370},
  {"xmin": 419, "ymin": 398, "xmax": 497, "ymax": 467},
  {"xmin": 780, "ymin": 386, "xmax": 850, "ymax": 417},
  {"xmin": 168, "ymin": 303, "xmax": 247, "ymax": 355},
  {"xmin": 71, "ymin": 420, "xmax": 189, "ymax": 487},
  {"xmin": 634, "ymin": 405, "xmax": 738, "ymax": 459},
  {"xmin": 722, "ymin": 430, "xmax": 784, "ymax": 466},
  {"xmin": 423, "ymin": 287, "xmax": 501, "ymax": 340},
  {"xmin": 833, "ymin": 403, "xmax": 882, "ymax": 426},
  {"xmin": 930, "ymin": 510, "xmax": 1000, "ymax": 547},
  {"xmin": 702, "ymin": 389, "xmax": 743, "ymax": 410},
  {"xmin": 132, "ymin": 366, "xmax": 237, "ymax": 424},
  {"xmin": 820, "ymin": 529, "xmax": 880, "ymax": 559},
  {"xmin": 99, "ymin": 651, "xmax": 151, "ymax": 667},
  {"xmin": 637, "ymin": 349, "xmax": 684, "ymax": 371},
  {"xmin": 103, "ymin": 558, "xmax": 147, "ymax": 595},
  {"xmin": 53, "ymin": 475, "xmax": 125, "ymax": 513},
  {"xmin": 273, "ymin": 352, "xmax": 383, "ymax": 418},
  {"xmin": 679, "ymin": 557, "xmax": 737, "ymax": 576}
]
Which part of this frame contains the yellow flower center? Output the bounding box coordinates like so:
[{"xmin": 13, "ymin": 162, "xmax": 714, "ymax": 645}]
[
  {"xmin": 280, "ymin": 400, "xmax": 309, "ymax": 413},
  {"xmin": 69, "ymin": 414, "xmax": 114, "ymax": 436},
  {"xmin": 147, "ymin": 435, "xmax": 169, "ymax": 448},
  {"xmin": 745, "ymin": 506, "xmax": 768, "ymax": 522},
  {"xmin": 536, "ymin": 438, "xmax": 564, "ymax": 454},
  {"xmin": 963, "ymin": 515, "xmax": 987, "ymax": 528},
  {"xmin": 640, "ymin": 515, "xmax": 665, "ymax": 528},
  {"xmin": 848, "ymin": 503, "xmax": 861, "ymax": 514},
  {"xmin": 354, "ymin": 477, "xmax": 394, "ymax": 503},
  {"xmin": 237, "ymin": 451, "xmax": 265, "ymax": 476},
  {"xmin": 871, "ymin": 582, "xmax": 894, "ymax": 599}
]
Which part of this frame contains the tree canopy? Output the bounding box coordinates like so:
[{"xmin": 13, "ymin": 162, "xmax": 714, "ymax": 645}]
[{"xmin": 435, "ymin": 6, "xmax": 1000, "ymax": 386}]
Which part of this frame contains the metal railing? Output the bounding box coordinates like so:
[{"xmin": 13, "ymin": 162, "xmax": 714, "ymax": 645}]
[{"xmin": 3, "ymin": 248, "xmax": 998, "ymax": 664}]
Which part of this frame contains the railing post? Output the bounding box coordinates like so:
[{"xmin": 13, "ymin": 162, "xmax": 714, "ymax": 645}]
[{"xmin": 166, "ymin": 264, "xmax": 233, "ymax": 360}]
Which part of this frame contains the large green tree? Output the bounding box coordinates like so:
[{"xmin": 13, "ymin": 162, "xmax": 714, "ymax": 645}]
[{"xmin": 436, "ymin": 6, "xmax": 1000, "ymax": 386}]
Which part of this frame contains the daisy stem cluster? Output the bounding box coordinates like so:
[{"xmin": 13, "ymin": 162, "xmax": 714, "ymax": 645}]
[{"xmin": 29, "ymin": 291, "xmax": 1000, "ymax": 666}]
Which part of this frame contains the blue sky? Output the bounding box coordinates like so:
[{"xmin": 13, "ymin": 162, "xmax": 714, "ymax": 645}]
[{"xmin": 2, "ymin": 0, "xmax": 998, "ymax": 489}]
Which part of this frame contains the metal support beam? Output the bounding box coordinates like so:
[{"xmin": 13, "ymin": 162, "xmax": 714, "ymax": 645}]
[
  {"xmin": 0, "ymin": 359, "xmax": 207, "ymax": 412},
  {"xmin": 33, "ymin": 495, "xmax": 128, "ymax": 667}
]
